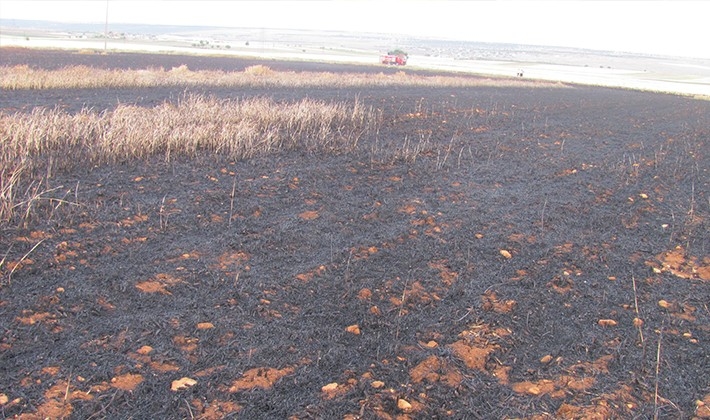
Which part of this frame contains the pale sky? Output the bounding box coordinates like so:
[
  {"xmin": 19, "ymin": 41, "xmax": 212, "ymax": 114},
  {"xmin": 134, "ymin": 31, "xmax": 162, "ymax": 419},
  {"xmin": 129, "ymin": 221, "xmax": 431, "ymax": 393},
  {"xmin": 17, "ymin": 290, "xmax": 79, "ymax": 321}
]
[{"xmin": 1, "ymin": 0, "xmax": 709, "ymax": 58}]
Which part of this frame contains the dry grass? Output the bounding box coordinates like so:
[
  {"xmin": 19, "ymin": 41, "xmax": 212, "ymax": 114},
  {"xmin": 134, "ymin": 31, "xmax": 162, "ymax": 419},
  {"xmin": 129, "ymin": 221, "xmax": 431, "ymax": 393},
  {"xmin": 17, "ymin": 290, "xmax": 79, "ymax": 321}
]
[
  {"xmin": 0, "ymin": 63, "xmax": 561, "ymax": 225},
  {"xmin": 0, "ymin": 64, "xmax": 564, "ymax": 90},
  {"xmin": 0, "ymin": 94, "xmax": 379, "ymax": 225}
]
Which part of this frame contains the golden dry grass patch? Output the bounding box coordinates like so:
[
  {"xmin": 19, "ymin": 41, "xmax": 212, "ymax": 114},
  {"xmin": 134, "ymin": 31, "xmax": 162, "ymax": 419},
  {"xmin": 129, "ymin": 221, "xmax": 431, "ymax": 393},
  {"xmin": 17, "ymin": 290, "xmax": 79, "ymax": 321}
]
[
  {"xmin": 0, "ymin": 94, "xmax": 378, "ymax": 226},
  {"xmin": 0, "ymin": 64, "xmax": 567, "ymax": 90}
]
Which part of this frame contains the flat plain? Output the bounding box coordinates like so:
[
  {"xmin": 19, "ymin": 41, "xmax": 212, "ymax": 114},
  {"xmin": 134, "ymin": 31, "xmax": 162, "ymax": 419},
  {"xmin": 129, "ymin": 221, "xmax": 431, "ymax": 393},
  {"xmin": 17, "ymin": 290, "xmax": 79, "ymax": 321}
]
[{"xmin": 0, "ymin": 47, "xmax": 709, "ymax": 419}]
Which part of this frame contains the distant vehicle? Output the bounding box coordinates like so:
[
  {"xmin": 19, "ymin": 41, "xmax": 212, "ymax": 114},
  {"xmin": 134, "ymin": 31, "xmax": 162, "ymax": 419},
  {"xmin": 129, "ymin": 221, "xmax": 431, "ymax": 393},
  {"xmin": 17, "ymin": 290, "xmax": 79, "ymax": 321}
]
[{"xmin": 380, "ymin": 53, "xmax": 407, "ymax": 66}]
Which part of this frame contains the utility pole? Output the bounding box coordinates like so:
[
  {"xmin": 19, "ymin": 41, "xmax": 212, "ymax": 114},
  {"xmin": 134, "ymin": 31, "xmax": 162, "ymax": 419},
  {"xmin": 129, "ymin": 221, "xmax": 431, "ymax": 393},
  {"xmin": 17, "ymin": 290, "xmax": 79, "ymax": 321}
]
[{"xmin": 104, "ymin": 0, "xmax": 109, "ymax": 52}]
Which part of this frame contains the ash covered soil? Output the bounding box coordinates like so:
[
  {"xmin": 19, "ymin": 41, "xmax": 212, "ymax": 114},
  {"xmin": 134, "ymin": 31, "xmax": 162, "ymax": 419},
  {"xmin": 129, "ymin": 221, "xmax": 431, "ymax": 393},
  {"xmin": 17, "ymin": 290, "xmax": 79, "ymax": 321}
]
[{"xmin": 1, "ymin": 48, "xmax": 709, "ymax": 419}]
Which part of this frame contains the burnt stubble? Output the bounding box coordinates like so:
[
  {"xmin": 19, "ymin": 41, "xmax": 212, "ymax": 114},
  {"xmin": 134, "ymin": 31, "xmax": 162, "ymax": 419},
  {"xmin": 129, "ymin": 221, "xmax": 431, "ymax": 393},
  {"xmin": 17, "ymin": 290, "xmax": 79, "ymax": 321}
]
[{"xmin": 1, "ymin": 48, "xmax": 709, "ymax": 419}]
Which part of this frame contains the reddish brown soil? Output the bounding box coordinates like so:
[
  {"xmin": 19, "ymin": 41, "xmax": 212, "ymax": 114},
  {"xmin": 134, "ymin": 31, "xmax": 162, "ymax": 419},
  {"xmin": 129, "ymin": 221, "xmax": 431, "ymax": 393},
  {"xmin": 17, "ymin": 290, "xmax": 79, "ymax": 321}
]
[{"xmin": 1, "ymin": 48, "xmax": 709, "ymax": 419}]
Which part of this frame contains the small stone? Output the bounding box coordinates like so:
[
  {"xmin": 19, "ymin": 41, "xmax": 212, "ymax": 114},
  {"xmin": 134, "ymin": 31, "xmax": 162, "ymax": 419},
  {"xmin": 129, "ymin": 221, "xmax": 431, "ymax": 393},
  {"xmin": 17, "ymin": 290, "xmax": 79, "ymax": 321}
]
[
  {"xmin": 321, "ymin": 382, "xmax": 338, "ymax": 392},
  {"xmin": 136, "ymin": 345, "xmax": 153, "ymax": 355},
  {"xmin": 397, "ymin": 398, "xmax": 412, "ymax": 411},
  {"xmin": 345, "ymin": 324, "xmax": 361, "ymax": 335},
  {"xmin": 170, "ymin": 377, "xmax": 197, "ymax": 392},
  {"xmin": 371, "ymin": 380, "xmax": 385, "ymax": 389}
]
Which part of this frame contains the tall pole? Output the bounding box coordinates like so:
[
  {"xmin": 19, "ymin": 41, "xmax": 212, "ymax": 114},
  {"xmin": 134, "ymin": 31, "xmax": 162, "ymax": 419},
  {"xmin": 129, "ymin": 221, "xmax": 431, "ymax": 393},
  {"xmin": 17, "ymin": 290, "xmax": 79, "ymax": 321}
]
[{"xmin": 104, "ymin": 0, "xmax": 109, "ymax": 52}]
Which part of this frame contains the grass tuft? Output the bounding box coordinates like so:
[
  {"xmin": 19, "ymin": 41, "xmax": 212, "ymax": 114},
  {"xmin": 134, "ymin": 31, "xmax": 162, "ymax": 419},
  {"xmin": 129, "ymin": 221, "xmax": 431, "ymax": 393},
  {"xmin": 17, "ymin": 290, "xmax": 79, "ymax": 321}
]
[
  {"xmin": 0, "ymin": 64, "xmax": 562, "ymax": 90},
  {"xmin": 0, "ymin": 94, "xmax": 379, "ymax": 226}
]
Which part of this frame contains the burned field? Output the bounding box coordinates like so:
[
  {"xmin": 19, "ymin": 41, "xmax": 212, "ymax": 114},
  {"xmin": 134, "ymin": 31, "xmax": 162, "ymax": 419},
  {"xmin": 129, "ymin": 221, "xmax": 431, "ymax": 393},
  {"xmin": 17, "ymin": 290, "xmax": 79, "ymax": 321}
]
[{"xmin": 0, "ymin": 48, "xmax": 709, "ymax": 419}]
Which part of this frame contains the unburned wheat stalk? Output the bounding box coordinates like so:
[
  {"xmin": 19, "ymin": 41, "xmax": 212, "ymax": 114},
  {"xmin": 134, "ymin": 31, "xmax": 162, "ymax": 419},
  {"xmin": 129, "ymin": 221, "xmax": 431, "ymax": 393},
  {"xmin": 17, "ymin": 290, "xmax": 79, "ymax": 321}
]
[
  {"xmin": 0, "ymin": 94, "xmax": 379, "ymax": 226},
  {"xmin": 654, "ymin": 326, "xmax": 662, "ymax": 419},
  {"xmin": 631, "ymin": 275, "xmax": 644, "ymax": 344},
  {"xmin": 6, "ymin": 238, "xmax": 45, "ymax": 284},
  {"xmin": 0, "ymin": 64, "xmax": 564, "ymax": 90}
]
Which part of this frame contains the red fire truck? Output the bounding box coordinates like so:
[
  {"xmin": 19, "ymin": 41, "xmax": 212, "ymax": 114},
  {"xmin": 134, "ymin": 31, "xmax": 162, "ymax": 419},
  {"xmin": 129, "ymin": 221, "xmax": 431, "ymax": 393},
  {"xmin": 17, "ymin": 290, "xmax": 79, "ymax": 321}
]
[{"xmin": 380, "ymin": 53, "xmax": 407, "ymax": 66}]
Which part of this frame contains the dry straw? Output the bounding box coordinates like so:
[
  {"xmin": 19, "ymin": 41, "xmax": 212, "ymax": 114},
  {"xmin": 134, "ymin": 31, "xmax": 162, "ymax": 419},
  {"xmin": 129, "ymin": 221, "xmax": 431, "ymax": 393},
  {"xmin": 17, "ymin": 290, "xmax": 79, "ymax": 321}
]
[
  {"xmin": 0, "ymin": 93, "xmax": 379, "ymax": 224},
  {"xmin": 0, "ymin": 64, "xmax": 559, "ymax": 225},
  {"xmin": 0, "ymin": 64, "xmax": 561, "ymax": 90}
]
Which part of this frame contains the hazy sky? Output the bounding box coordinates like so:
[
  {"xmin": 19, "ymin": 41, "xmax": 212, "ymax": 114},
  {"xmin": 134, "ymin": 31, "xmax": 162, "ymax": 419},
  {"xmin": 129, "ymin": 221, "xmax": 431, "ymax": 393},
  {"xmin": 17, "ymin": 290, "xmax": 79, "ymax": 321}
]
[{"xmin": 1, "ymin": 0, "xmax": 708, "ymax": 58}]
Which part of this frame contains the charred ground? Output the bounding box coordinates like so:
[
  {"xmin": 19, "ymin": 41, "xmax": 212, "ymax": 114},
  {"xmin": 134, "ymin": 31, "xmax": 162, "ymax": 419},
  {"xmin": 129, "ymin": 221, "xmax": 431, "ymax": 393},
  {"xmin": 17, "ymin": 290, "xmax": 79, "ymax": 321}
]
[{"xmin": 1, "ymin": 48, "xmax": 709, "ymax": 419}]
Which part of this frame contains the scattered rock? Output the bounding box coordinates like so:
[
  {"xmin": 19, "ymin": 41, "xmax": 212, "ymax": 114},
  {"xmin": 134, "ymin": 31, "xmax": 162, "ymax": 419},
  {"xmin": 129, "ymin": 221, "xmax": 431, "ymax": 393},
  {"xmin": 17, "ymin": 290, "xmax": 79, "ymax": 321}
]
[
  {"xmin": 171, "ymin": 377, "xmax": 197, "ymax": 392},
  {"xmin": 345, "ymin": 324, "xmax": 361, "ymax": 335},
  {"xmin": 321, "ymin": 382, "xmax": 338, "ymax": 392},
  {"xmin": 598, "ymin": 319, "xmax": 618, "ymax": 327},
  {"xmin": 397, "ymin": 398, "xmax": 412, "ymax": 411}
]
